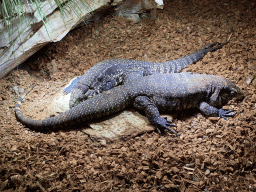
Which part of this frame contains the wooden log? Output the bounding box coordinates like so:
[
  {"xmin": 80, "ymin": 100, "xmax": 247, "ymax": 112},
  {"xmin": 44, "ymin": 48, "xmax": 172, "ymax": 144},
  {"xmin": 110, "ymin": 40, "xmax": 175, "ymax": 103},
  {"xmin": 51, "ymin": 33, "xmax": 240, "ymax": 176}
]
[{"xmin": 0, "ymin": 0, "xmax": 120, "ymax": 79}]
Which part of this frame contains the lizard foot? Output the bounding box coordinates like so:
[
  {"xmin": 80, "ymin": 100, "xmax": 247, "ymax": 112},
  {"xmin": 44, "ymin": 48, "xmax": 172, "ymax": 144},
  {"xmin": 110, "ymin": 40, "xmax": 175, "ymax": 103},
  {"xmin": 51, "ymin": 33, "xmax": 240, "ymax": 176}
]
[
  {"xmin": 153, "ymin": 117, "xmax": 177, "ymax": 136},
  {"xmin": 218, "ymin": 109, "xmax": 235, "ymax": 120}
]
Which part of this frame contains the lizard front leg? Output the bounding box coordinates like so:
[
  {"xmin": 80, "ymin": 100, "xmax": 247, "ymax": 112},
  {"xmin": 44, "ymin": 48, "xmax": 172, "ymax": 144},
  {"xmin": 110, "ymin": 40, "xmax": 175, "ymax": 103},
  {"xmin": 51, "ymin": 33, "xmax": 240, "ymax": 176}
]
[
  {"xmin": 134, "ymin": 96, "xmax": 177, "ymax": 135},
  {"xmin": 199, "ymin": 102, "xmax": 235, "ymax": 120}
]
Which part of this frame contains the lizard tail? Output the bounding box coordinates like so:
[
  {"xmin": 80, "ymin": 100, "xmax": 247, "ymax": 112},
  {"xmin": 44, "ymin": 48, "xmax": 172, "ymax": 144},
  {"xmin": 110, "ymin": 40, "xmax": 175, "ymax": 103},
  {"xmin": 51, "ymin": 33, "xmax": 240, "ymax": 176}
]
[
  {"xmin": 162, "ymin": 35, "xmax": 231, "ymax": 73},
  {"xmin": 203, "ymin": 34, "xmax": 231, "ymax": 53},
  {"xmin": 15, "ymin": 83, "xmax": 37, "ymax": 113},
  {"xmin": 15, "ymin": 82, "xmax": 132, "ymax": 130},
  {"xmin": 15, "ymin": 83, "xmax": 45, "ymax": 128}
]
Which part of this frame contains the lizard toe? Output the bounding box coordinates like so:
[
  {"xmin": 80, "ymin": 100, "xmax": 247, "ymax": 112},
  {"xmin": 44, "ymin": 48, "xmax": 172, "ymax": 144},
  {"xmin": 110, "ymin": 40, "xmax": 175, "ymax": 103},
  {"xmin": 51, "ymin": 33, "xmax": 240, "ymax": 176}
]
[
  {"xmin": 153, "ymin": 117, "xmax": 177, "ymax": 136},
  {"xmin": 155, "ymin": 127, "xmax": 162, "ymax": 134},
  {"xmin": 218, "ymin": 109, "xmax": 235, "ymax": 120}
]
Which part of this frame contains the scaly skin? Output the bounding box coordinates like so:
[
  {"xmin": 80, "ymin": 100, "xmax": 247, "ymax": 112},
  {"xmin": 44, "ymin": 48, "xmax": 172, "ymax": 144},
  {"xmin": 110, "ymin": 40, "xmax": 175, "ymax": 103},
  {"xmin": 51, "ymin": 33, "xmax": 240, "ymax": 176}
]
[
  {"xmin": 15, "ymin": 72, "xmax": 243, "ymax": 135},
  {"xmin": 66, "ymin": 38, "xmax": 230, "ymax": 108}
]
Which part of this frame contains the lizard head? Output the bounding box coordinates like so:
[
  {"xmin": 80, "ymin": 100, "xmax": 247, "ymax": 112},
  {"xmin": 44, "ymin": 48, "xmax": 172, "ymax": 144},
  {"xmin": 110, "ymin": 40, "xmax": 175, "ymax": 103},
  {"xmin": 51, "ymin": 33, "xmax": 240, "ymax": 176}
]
[
  {"xmin": 226, "ymin": 79, "xmax": 244, "ymax": 100},
  {"xmin": 216, "ymin": 79, "xmax": 244, "ymax": 107}
]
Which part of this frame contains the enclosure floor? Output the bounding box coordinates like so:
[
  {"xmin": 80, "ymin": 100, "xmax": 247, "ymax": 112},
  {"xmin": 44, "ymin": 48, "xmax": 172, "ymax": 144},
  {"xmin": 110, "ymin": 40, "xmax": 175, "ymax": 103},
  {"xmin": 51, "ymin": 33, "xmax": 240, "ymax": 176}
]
[{"xmin": 1, "ymin": 0, "xmax": 255, "ymax": 191}]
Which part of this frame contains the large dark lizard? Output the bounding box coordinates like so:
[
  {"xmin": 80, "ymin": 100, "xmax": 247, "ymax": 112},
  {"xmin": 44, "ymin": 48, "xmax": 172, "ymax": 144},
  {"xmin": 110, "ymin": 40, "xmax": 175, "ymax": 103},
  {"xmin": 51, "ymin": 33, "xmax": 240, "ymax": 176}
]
[
  {"xmin": 15, "ymin": 72, "xmax": 243, "ymax": 134},
  {"xmin": 65, "ymin": 38, "xmax": 230, "ymax": 109}
]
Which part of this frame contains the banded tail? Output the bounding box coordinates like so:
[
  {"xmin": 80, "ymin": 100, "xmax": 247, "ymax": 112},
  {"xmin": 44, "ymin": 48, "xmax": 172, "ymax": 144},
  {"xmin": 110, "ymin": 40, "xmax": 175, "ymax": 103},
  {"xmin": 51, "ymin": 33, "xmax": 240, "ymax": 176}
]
[
  {"xmin": 162, "ymin": 36, "xmax": 230, "ymax": 73},
  {"xmin": 15, "ymin": 83, "xmax": 131, "ymax": 130}
]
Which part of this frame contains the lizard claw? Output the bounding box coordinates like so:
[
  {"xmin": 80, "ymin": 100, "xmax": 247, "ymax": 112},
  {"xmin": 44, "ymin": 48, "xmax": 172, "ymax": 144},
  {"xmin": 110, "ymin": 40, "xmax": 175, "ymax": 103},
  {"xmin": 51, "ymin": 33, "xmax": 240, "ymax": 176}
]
[
  {"xmin": 153, "ymin": 117, "xmax": 177, "ymax": 136},
  {"xmin": 218, "ymin": 109, "xmax": 235, "ymax": 120}
]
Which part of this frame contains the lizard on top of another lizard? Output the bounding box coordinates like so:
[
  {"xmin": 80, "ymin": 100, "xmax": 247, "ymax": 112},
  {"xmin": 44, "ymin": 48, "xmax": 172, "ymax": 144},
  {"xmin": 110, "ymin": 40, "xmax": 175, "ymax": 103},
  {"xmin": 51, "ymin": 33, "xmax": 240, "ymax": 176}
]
[
  {"xmin": 16, "ymin": 72, "xmax": 243, "ymax": 134},
  {"xmin": 65, "ymin": 38, "xmax": 230, "ymax": 109}
]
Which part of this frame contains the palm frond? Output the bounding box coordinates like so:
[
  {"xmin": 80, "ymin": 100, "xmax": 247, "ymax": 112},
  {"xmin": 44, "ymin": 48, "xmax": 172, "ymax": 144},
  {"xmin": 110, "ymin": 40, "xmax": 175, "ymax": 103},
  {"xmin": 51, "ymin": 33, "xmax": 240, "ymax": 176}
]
[{"xmin": 0, "ymin": 0, "xmax": 93, "ymax": 43}]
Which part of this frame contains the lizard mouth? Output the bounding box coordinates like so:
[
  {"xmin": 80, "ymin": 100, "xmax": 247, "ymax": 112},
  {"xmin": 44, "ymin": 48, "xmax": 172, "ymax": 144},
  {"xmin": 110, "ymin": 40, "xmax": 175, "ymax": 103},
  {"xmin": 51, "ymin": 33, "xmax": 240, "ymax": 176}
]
[
  {"xmin": 234, "ymin": 88, "xmax": 244, "ymax": 100},
  {"xmin": 236, "ymin": 93, "xmax": 245, "ymax": 101},
  {"xmin": 227, "ymin": 80, "xmax": 244, "ymax": 100}
]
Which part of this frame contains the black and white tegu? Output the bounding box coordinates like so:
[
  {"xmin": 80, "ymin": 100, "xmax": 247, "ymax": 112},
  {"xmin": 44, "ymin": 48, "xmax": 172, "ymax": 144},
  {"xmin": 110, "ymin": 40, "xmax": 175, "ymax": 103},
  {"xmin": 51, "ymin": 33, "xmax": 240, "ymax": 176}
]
[{"xmin": 15, "ymin": 72, "xmax": 244, "ymax": 135}]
